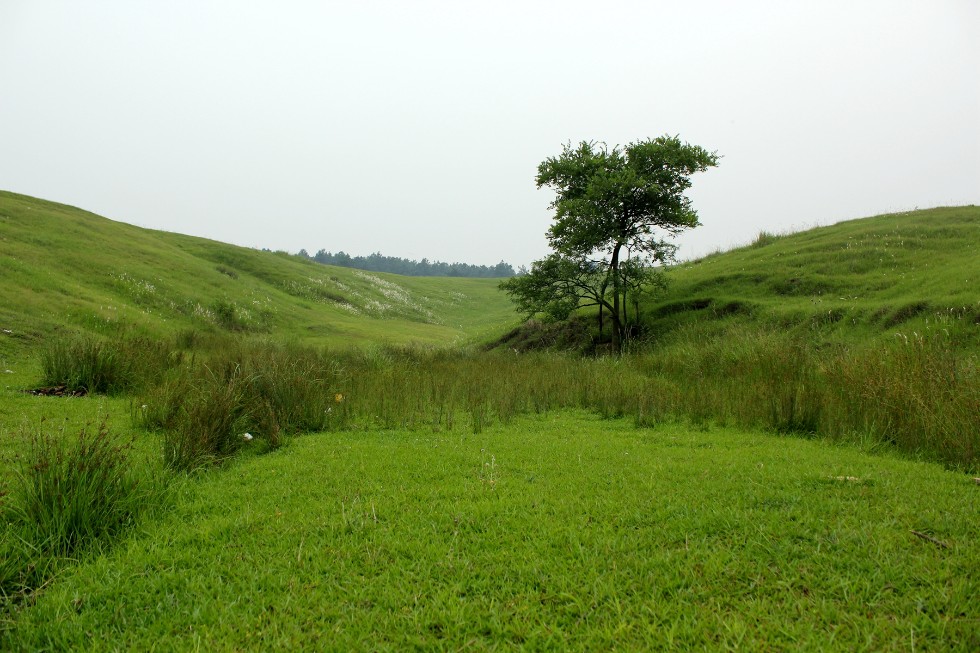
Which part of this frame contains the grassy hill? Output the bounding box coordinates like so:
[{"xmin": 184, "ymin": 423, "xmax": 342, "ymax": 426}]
[
  {"xmin": 0, "ymin": 190, "xmax": 518, "ymax": 359},
  {"xmin": 5, "ymin": 190, "xmax": 976, "ymax": 360},
  {"xmin": 646, "ymin": 206, "xmax": 980, "ymax": 347}
]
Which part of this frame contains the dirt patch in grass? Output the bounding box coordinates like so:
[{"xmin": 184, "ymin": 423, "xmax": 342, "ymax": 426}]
[{"xmin": 26, "ymin": 385, "xmax": 88, "ymax": 397}]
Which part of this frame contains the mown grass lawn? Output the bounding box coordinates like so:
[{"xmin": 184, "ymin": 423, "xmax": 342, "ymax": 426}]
[{"xmin": 4, "ymin": 411, "xmax": 977, "ymax": 651}]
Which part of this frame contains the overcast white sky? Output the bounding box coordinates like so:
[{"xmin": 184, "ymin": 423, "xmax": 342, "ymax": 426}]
[{"xmin": 1, "ymin": 1, "xmax": 977, "ymax": 267}]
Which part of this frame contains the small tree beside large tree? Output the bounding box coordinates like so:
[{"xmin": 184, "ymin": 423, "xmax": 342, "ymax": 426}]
[{"xmin": 501, "ymin": 135, "xmax": 719, "ymax": 351}]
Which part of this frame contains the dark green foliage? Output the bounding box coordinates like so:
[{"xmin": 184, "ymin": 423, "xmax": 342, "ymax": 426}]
[
  {"xmin": 883, "ymin": 301, "xmax": 930, "ymax": 327},
  {"xmin": 492, "ymin": 317, "xmax": 595, "ymax": 353},
  {"xmin": 770, "ymin": 276, "xmax": 837, "ymax": 296},
  {"xmin": 504, "ymin": 136, "xmax": 719, "ymax": 350},
  {"xmin": 308, "ymin": 250, "xmax": 515, "ymax": 278},
  {"xmin": 214, "ymin": 265, "xmax": 238, "ymax": 279},
  {"xmin": 210, "ymin": 299, "xmax": 241, "ymax": 330},
  {"xmin": 649, "ymin": 298, "xmax": 712, "ymax": 318},
  {"xmin": 499, "ymin": 254, "xmax": 593, "ymax": 322}
]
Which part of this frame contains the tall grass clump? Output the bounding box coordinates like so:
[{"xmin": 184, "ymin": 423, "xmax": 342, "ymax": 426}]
[
  {"xmin": 236, "ymin": 342, "xmax": 350, "ymax": 434},
  {"xmin": 138, "ymin": 341, "xmax": 349, "ymax": 470},
  {"xmin": 751, "ymin": 229, "xmax": 781, "ymax": 248},
  {"xmin": 635, "ymin": 324, "xmax": 979, "ymax": 469},
  {"xmin": 828, "ymin": 333, "xmax": 979, "ymax": 466},
  {"xmin": 40, "ymin": 334, "xmax": 180, "ymax": 394},
  {"xmin": 124, "ymin": 329, "xmax": 978, "ymax": 471},
  {"xmin": 636, "ymin": 326, "xmax": 822, "ymax": 433},
  {"xmin": 160, "ymin": 364, "xmax": 253, "ymax": 471},
  {"xmin": 14, "ymin": 419, "xmax": 153, "ymax": 554},
  {"xmin": 2, "ymin": 419, "xmax": 163, "ymax": 602}
]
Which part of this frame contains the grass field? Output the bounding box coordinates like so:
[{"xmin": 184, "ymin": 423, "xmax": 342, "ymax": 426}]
[
  {"xmin": 3, "ymin": 412, "xmax": 977, "ymax": 650},
  {"xmin": 2, "ymin": 194, "xmax": 979, "ymax": 649}
]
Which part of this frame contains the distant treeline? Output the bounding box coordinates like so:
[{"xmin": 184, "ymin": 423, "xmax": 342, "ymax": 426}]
[{"xmin": 299, "ymin": 249, "xmax": 515, "ymax": 278}]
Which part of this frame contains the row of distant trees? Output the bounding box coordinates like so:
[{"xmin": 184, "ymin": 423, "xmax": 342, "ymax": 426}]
[{"xmin": 298, "ymin": 249, "xmax": 516, "ymax": 278}]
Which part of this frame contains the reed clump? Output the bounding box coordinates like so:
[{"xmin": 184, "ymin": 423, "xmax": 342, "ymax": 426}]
[{"xmin": 2, "ymin": 418, "xmax": 162, "ymax": 601}]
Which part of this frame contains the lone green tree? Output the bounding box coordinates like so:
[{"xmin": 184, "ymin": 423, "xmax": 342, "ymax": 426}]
[{"xmin": 501, "ymin": 136, "xmax": 719, "ymax": 351}]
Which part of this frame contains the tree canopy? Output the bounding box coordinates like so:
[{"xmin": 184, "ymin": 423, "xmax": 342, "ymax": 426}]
[{"xmin": 501, "ymin": 135, "xmax": 719, "ymax": 350}]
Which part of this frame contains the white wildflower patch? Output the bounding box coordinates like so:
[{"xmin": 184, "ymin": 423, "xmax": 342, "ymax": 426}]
[
  {"xmin": 192, "ymin": 303, "xmax": 214, "ymax": 320},
  {"xmin": 349, "ymin": 270, "xmax": 442, "ymax": 323},
  {"xmin": 364, "ymin": 299, "xmax": 393, "ymax": 315},
  {"xmin": 111, "ymin": 271, "xmax": 158, "ymax": 304}
]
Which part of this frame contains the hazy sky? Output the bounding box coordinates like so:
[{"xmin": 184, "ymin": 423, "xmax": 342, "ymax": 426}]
[{"xmin": 2, "ymin": 1, "xmax": 977, "ymax": 267}]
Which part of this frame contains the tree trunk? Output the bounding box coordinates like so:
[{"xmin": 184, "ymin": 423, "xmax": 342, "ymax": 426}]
[
  {"xmin": 598, "ymin": 303, "xmax": 604, "ymax": 342},
  {"xmin": 610, "ymin": 243, "xmax": 623, "ymax": 352}
]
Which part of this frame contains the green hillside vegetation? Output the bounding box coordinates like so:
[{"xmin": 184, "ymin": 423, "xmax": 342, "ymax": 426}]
[
  {"xmin": 0, "ymin": 190, "xmax": 515, "ymax": 359},
  {"xmin": 2, "ymin": 193, "xmax": 978, "ymax": 649},
  {"xmin": 645, "ymin": 206, "xmax": 980, "ymax": 347}
]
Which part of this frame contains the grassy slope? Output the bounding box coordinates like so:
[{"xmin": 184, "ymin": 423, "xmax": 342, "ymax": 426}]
[
  {"xmin": 0, "ymin": 190, "xmax": 517, "ymax": 358},
  {"xmin": 5, "ymin": 412, "xmax": 977, "ymax": 651},
  {"xmin": 646, "ymin": 206, "xmax": 980, "ymax": 347}
]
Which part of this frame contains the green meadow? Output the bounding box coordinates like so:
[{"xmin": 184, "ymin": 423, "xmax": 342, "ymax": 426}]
[
  {"xmin": 1, "ymin": 192, "xmax": 978, "ymax": 650},
  {"xmin": 6, "ymin": 413, "xmax": 979, "ymax": 651}
]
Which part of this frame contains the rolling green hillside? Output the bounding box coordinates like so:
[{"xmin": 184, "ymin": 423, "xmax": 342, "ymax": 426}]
[
  {"xmin": 4, "ymin": 190, "xmax": 977, "ymax": 361},
  {"xmin": 646, "ymin": 206, "xmax": 980, "ymax": 347},
  {"xmin": 0, "ymin": 191, "xmax": 518, "ymax": 358}
]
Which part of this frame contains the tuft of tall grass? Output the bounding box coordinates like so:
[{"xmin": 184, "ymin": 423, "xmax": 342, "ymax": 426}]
[
  {"xmin": 0, "ymin": 421, "xmax": 166, "ymax": 604},
  {"xmin": 161, "ymin": 364, "xmax": 252, "ymax": 470},
  {"xmin": 1, "ymin": 418, "xmax": 165, "ymax": 604},
  {"xmin": 139, "ymin": 341, "xmax": 348, "ymax": 470},
  {"xmin": 40, "ymin": 334, "xmax": 181, "ymax": 394},
  {"xmin": 236, "ymin": 342, "xmax": 349, "ymax": 435},
  {"xmin": 10, "ymin": 419, "xmax": 153, "ymax": 556},
  {"xmin": 828, "ymin": 333, "xmax": 979, "ymax": 466},
  {"xmin": 751, "ymin": 230, "xmax": 781, "ymax": 248}
]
